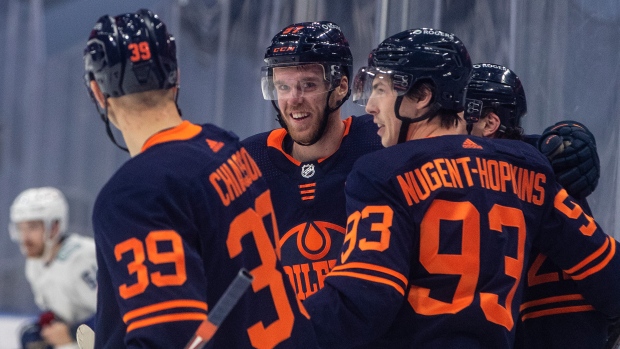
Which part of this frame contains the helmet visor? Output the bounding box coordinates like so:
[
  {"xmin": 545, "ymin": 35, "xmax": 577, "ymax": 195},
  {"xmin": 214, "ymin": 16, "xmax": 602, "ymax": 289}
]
[
  {"xmin": 352, "ymin": 67, "xmax": 414, "ymax": 106},
  {"xmin": 261, "ymin": 63, "xmax": 332, "ymax": 101}
]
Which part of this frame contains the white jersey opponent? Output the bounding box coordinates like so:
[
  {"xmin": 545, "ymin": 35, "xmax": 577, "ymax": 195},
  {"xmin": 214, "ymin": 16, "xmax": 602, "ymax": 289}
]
[{"xmin": 25, "ymin": 234, "xmax": 97, "ymax": 324}]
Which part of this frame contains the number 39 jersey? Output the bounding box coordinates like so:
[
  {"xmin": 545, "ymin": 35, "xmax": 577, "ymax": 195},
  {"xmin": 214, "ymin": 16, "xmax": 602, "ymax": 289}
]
[
  {"xmin": 92, "ymin": 121, "xmax": 316, "ymax": 348},
  {"xmin": 305, "ymin": 135, "xmax": 620, "ymax": 349}
]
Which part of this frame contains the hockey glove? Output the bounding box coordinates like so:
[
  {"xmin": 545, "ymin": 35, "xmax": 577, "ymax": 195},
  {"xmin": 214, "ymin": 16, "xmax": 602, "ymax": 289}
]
[{"xmin": 538, "ymin": 120, "xmax": 600, "ymax": 199}]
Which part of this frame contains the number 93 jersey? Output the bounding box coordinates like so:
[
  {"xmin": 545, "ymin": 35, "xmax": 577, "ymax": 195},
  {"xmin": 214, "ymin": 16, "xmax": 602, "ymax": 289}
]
[
  {"xmin": 93, "ymin": 121, "xmax": 316, "ymax": 349},
  {"xmin": 305, "ymin": 135, "xmax": 620, "ymax": 349}
]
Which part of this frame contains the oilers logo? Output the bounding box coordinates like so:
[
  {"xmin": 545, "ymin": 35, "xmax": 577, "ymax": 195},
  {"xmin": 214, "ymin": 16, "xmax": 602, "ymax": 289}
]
[
  {"xmin": 278, "ymin": 221, "xmax": 345, "ymax": 300},
  {"xmin": 301, "ymin": 164, "xmax": 315, "ymax": 178}
]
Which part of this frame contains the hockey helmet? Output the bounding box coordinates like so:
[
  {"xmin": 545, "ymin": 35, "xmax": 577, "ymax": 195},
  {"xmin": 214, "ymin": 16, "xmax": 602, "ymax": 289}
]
[
  {"xmin": 9, "ymin": 187, "xmax": 69, "ymax": 243},
  {"xmin": 465, "ymin": 63, "xmax": 527, "ymax": 129},
  {"xmin": 353, "ymin": 28, "xmax": 472, "ymax": 122},
  {"xmin": 83, "ymin": 8, "xmax": 178, "ymax": 98}
]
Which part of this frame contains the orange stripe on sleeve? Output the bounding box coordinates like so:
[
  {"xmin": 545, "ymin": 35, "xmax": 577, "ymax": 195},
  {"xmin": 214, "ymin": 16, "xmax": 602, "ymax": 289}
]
[
  {"xmin": 571, "ymin": 236, "xmax": 616, "ymax": 280},
  {"xmin": 123, "ymin": 299, "xmax": 208, "ymax": 323},
  {"xmin": 126, "ymin": 312, "xmax": 207, "ymax": 333},
  {"xmin": 521, "ymin": 305, "xmax": 595, "ymax": 321},
  {"xmin": 519, "ymin": 294, "xmax": 585, "ymax": 312},
  {"xmin": 299, "ymin": 183, "xmax": 316, "ymax": 188},
  {"xmin": 331, "ymin": 262, "xmax": 408, "ymax": 285},
  {"xmin": 565, "ymin": 237, "xmax": 610, "ymax": 275},
  {"xmin": 327, "ymin": 270, "xmax": 405, "ymax": 296}
]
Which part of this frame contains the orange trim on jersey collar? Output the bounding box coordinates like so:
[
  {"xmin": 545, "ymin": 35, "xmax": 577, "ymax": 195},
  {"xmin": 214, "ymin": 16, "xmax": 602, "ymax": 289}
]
[
  {"xmin": 141, "ymin": 120, "xmax": 202, "ymax": 153},
  {"xmin": 266, "ymin": 116, "xmax": 353, "ymax": 165}
]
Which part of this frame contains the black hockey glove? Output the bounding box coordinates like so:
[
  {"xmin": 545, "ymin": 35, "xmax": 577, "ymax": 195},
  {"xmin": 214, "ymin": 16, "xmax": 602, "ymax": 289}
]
[{"xmin": 537, "ymin": 120, "xmax": 600, "ymax": 199}]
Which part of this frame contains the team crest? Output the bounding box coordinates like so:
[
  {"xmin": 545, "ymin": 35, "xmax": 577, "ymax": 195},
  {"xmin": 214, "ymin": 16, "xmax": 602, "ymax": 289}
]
[{"xmin": 301, "ymin": 164, "xmax": 315, "ymax": 178}]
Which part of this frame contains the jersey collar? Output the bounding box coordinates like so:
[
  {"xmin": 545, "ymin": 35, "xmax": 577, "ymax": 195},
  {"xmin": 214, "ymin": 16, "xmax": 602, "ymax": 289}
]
[
  {"xmin": 141, "ymin": 120, "xmax": 202, "ymax": 153},
  {"xmin": 266, "ymin": 116, "xmax": 353, "ymax": 165}
]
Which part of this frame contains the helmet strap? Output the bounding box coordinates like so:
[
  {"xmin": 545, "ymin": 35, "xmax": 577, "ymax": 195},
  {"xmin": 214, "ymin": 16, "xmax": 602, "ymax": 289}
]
[
  {"xmin": 272, "ymin": 100, "xmax": 287, "ymax": 129},
  {"xmin": 95, "ymin": 99, "xmax": 129, "ymax": 152},
  {"xmin": 41, "ymin": 220, "xmax": 62, "ymax": 264},
  {"xmin": 174, "ymin": 85, "xmax": 183, "ymax": 117},
  {"xmin": 394, "ymin": 96, "xmax": 441, "ymax": 144}
]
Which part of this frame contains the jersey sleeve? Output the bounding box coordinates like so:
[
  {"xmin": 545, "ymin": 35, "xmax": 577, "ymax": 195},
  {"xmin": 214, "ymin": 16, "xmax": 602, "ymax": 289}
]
[
  {"xmin": 93, "ymin": 182, "xmax": 208, "ymax": 348},
  {"xmin": 68, "ymin": 240, "xmax": 98, "ymax": 321},
  {"xmin": 536, "ymin": 182, "xmax": 620, "ymax": 318},
  {"xmin": 305, "ymin": 162, "xmax": 412, "ymax": 348}
]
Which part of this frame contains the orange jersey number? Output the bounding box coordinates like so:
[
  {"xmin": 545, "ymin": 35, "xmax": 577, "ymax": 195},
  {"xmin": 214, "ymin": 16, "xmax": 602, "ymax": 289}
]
[
  {"xmin": 409, "ymin": 200, "xmax": 526, "ymax": 330},
  {"xmin": 341, "ymin": 206, "xmax": 393, "ymax": 264},
  {"xmin": 114, "ymin": 230, "xmax": 186, "ymax": 299},
  {"xmin": 344, "ymin": 200, "xmax": 526, "ymax": 330},
  {"xmin": 226, "ymin": 190, "xmax": 297, "ymax": 349},
  {"xmin": 128, "ymin": 41, "xmax": 152, "ymax": 62},
  {"xmin": 554, "ymin": 189, "xmax": 596, "ymax": 236}
]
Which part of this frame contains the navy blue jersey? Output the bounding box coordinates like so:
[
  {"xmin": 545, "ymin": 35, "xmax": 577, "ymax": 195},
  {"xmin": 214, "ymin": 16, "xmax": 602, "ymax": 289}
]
[
  {"xmin": 305, "ymin": 135, "xmax": 620, "ymax": 349},
  {"xmin": 92, "ymin": 121, "xmax": 317, "ymax": 348},
  {"xmin": 242, "ymin": 115, "xmax": 382, "ymax": 300},
  {"xmin": 514, "ymin": 134, "xmax": 609, "ymax": 349}
]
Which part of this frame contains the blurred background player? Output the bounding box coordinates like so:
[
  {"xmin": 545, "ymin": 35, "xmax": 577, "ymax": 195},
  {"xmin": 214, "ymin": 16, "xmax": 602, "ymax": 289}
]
[
  {"xmin": 83, "ymin": 9, "xmax": 316, "ymax": 348},
  {"xmin": 10, "ymin": 187, "xmax": 97, "ymax": 349},
  {"xmin": 242, "ymin": 21, "xmax": 382, "ymax": 301},
  {"xmin": 466, "ymin": 63, "xmax": 608, "ymax": 348},
  {"xmin": 304, "ymin": 28, "xmax": 620, "ymax": 348}
]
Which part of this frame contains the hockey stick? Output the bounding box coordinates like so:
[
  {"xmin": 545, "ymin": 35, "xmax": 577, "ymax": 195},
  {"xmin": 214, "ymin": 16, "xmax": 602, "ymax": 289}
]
[
  {"xmin": 76, "ymin": 323, "xmax": 95, "ymax": 349},
  {"xmin": 184, "ymin": 268, "xmax": 254, "ymax": 349}
]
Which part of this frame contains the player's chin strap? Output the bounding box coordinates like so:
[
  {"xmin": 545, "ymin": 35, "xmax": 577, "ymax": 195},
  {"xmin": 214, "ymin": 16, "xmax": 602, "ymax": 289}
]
[
  {"xmin": 93, "ymin": 87, "xmax": 182, "ymax": 153},
  {"xmin": 394, "ymin": 95, "xmax": 441, "ymax": 144},
  {"xmin": 93, "ymin": 99, "xmax": 129, "ymax": 153}
]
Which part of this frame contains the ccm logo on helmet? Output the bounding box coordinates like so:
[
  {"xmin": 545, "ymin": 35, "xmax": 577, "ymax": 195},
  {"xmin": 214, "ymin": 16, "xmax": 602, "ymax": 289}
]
[
  {"xmin": 412, "ymin": 28, "xmax": 455, "ymax": 40},
  {"xmin": 273, "ymin": 46, "xmax": 296, "ymax": 53}
]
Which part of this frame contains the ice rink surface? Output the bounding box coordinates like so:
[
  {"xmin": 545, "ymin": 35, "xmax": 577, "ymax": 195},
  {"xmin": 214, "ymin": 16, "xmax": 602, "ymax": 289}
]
[{"xmin": 0, "ymin": 314, "xmax": 35, "ymax": 349}]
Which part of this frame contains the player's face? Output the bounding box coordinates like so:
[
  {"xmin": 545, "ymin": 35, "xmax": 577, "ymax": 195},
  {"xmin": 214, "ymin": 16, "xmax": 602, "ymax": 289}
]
[
  {"xmin": 15, "ymin": 220, "xmax": 46, "ymax": 258},
  {"xmin": 273, "ymin": 65, "xmax": 332, "ymax": 144},
  {"xmin": 365, "ymin": 75, "xmax": 401, "ymax": 147}
]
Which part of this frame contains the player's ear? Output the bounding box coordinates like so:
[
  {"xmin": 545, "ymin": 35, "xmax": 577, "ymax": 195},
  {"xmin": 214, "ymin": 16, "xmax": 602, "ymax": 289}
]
[
  {"xmin": 49, "ymin": 220, "xmax": 60, "ymax": 239},
  {"xmin": 89, "ymin": 80, "xmax": 106, "ymax": 109},
  {"xmin": 335, "ymin": 75, "xmax": 348, "ymax": 99},
  {"xmin": 414, "ymin": 86, "xmax": 433, "ymax": 110},
  {"xmin": 483, "ymin": 112, "xmax": 502, "ymax": 137}
]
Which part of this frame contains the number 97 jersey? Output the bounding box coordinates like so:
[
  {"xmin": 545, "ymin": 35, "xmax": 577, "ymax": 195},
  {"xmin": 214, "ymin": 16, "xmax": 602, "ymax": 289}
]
[
  {"xmin": 93, "ymin": 121, "xmax": 316, "ymax": 348},
  {"xmin": 305, "ymin": 135, "xmax": 620, "ymax": 349}
]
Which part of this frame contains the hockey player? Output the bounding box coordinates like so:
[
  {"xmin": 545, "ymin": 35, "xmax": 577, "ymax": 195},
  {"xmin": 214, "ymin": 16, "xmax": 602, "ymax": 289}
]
[
  {"xmin": 242, "ymin": 22, "xmax": 382, "ymax": 301},
  {"xmin": 83, "ymin": 9, "xmax": 316, "ymax": 348},
  {"xmin": 10, "ymin": 186, "xmax": 97, "ymax": 349},
  {"xmin": 304, "ymin": 28, "xmax": 620, "ymax": 348},
  {"xmin": 466, "ymin": 63, "xmax": 608, "ymax": 349}
]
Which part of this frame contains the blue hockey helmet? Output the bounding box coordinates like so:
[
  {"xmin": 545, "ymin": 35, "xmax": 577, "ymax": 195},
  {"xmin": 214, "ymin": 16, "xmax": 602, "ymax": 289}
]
[
  {"xmin": 353, "ymin": 28, "xmax": 473, "ymax": 122},
  {"xmin": 466, "ymin": 63, "xmax": 527, "ymax": 131},
  {"xmin": 83, "ymin": 8, "xmax": 178, "ymax": 98}
]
